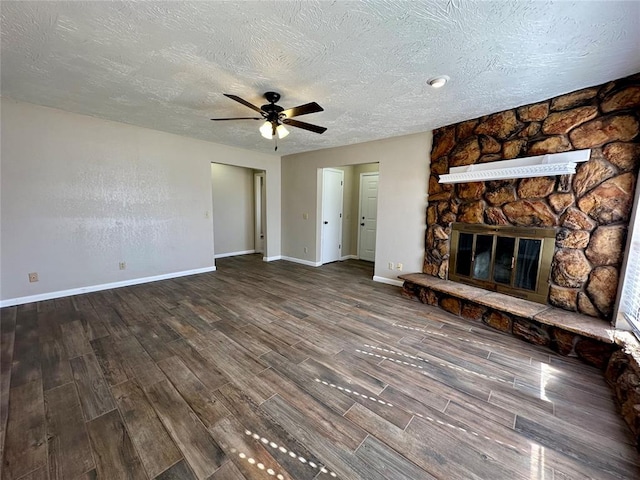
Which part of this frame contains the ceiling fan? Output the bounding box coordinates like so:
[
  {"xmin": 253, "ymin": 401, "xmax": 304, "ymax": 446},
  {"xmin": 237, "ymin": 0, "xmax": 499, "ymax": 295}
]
[{"xmin": 211, "ymin": 92, "xmax": 326, "ymax": 149}]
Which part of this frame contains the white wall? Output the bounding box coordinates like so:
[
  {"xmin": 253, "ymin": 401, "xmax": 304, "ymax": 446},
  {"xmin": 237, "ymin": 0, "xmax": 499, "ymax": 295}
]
[
  {"xmin": 0, "ymin": 99, "xmax": 281, "ymax": 304},
  {"xmin": 281, "ymin": 133, "xmax": 431, "ymax": 284},
  {"xmin": 211, "ymin": 163, "xmax": 255, "ymax": 257}
]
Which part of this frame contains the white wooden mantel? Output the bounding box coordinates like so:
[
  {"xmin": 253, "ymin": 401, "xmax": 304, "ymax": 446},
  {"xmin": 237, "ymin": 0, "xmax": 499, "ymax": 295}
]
[{"xmin": 438, "ymin": 149, "xmax": 591, "ymax": 184}]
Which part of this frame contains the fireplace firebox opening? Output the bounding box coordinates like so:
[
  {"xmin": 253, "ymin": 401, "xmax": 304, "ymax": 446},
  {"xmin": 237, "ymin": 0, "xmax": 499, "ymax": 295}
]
[{"xmin": 448, "ymin": 223, "xmax": 556, "ymax": 304}]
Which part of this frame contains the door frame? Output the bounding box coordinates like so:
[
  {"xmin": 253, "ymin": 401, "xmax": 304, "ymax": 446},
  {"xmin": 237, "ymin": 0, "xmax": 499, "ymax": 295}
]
[
  {"xmin": 320, "ymin": 168, "xmax": 344, "ymax": 265},
  {"xmin": 357, "ymin": 172, "xmax": 379, "ymax": 262}
]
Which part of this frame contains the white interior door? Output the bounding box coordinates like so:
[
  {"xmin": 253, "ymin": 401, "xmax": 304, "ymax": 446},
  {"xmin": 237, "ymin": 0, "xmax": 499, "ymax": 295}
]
[
  {"xmin": 358, "ymin": 172, "xmax": 379, "ymax": 262},
  {"xmin": 321, "ymin": 168, "xmax": 344, "ymax": 264},
  {"xmin": 254, "ymin": 172, "xmax": 265, "ymax": 254}
]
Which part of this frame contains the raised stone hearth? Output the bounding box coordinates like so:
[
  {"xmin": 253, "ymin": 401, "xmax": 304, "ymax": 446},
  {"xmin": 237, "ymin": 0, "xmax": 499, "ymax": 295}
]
[
  {"xmin": 400, "ymin": 273, "xmax": 616, "ymax": 367},
  {"xmin": 425, "ymin": 72, "xmax": 640, "ymax": 321}
]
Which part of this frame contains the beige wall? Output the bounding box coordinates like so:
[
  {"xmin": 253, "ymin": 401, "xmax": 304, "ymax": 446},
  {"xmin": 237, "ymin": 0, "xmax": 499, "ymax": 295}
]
[
  {"xmin": 282, "ymin": 133, "xmax": 431, "ymax": 283},
  {"xmin": 1, "ymin": 98, "xmax": 429, "ymax": 302},
  {"xmin": 0, "ymin": 99, "xmax": 281, "ymax": 304},
  {"xmin": 211, "ymin": 163, "xmax": 256, "ymax": 256}
]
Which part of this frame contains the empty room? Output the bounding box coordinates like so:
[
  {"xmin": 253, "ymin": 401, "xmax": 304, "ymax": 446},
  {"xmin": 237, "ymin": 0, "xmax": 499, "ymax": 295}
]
[{"xmin": 2, "ymin": 1, "xmax": 640, "ymax": 479}]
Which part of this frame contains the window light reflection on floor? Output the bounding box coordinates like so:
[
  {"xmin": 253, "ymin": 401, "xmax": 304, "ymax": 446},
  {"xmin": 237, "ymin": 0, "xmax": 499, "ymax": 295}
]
[
  {"xmin": 530, "ymin": 443, "xmax": 547, "ymax": 480},
  {"xmin": 539, "ymin": 363, "xmax": 551, "ymax": 403}
]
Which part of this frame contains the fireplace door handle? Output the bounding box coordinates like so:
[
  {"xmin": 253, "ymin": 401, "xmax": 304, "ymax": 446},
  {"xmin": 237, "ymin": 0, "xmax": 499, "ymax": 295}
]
[{"xmin": 511, "ymin": 256, "xmax": 515, "ymax": 269}]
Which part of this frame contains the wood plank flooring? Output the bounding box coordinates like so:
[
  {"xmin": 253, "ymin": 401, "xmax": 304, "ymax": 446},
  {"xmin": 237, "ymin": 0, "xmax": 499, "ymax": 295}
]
[{"xmin": 1, "ymin": 255, "xmax": 638, "ymax": 479}]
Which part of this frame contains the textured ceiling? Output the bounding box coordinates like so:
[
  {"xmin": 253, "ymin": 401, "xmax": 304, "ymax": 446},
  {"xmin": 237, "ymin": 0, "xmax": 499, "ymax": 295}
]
[{"xmin": 2, "ymin": 1, "xmax": 639, "ymax": 156}]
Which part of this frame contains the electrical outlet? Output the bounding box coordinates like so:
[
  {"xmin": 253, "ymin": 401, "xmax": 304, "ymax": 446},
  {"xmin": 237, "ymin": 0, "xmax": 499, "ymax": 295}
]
[
  {"xmin": 388, "ymin": 262, "xmax": 394, "ymax": 270},
  {"xmin": 303, "ymin": 213, "xmax": 309, "ymax": 220},
  {"xmin": 119, "ymin": 262, "xmax": 126, "ymax": 270},
  {"xmin": 28, "ymin": 272, "xmax": 39, "ymax": 283},
  {"xmin": 205, "ymin": 211, "xmax": 210, "ymax": 219},
  {"xmin": 304, "ymin": 247, "xmax": 308, "ymax": 253},
  {"xmin": 397, "ymin": 263, "xmax": 403, "ymax": 271}
]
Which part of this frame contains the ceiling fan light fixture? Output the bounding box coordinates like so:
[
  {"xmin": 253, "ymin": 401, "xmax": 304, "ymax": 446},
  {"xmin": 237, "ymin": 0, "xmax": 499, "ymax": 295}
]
[
  {"xmin": 428, "ymin": 75, "xmax": 449, "ymax": 88},
  {"xmin": 259, "ymin": 121, "xmax": 273, "ymax": 139},
  {"xmin": 276, "ymin": 124, "xmax": 289, "ymax": 139}
]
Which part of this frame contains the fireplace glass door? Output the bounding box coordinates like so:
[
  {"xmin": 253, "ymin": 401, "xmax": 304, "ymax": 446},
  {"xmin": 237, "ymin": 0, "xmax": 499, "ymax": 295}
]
[
  {"xmin": 455, "ymin": 233, "xmax": 473, "ymax": 277},
  {"xmin": 493, "ymin": 236, "xmax": 516, "ymax": 285},
  {"xmin": 514, "ymin": 238, "xmax": 542, "ymax": 291},
  {"xmin": 448, "ymin": 224, "xmax": 555, "ymax": 304},
  {"xmin": 472, "ymin": 235, "xmax": 494, "ymax": 281}
]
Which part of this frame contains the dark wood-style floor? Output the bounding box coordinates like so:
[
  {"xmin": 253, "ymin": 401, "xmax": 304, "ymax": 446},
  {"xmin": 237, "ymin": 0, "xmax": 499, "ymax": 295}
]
[{"xmin": 1, "ymin": 255, "xmax": 638, "ymax": 479}]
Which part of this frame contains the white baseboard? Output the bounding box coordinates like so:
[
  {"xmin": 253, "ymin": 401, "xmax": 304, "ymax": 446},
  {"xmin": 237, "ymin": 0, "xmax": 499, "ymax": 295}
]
[
  {"xmin": 281, "ymin": 256, "xmax": 322, "ymax": 267},
  {"xmin": 373, "ymin": 275, "xmax": 404, "ymax": 287},
  {"xmin": 263, "ymin": 255, "xmax": 282, "ymax": 262},
  {"xmin": 214, "ymin": 249, "xmax": 255, "ymax": 259},
  {"xmin": 0, "ymin": 266, "xmax": 217, "ymax": 308},
  {"xmin": 340, "ymin": 254, "xmax": 359, "ymax": 261}
]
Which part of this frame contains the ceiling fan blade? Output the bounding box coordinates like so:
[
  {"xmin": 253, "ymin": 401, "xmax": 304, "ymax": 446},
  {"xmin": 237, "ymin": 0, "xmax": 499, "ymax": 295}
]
[
  {"xmin": 281, "ymin": 102, "xmax": 324, "ymax": 118},
  {"xmin": 211, "ymin": 117, "xmax": 262, "ymax": 121},
  {"xmin": 282, "ymin": 118, "xmax": 327, "ymax": 134},
  {"xmin": 223, "ymin": 94, "xmax": 264, "ymax": 114}
]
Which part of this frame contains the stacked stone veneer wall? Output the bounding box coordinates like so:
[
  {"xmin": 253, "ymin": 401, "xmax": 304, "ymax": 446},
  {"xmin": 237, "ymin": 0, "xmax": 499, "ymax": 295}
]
[
  {"xmin": 425, "ymin": 73, "xmax": 640, "ymax": 321},
  {"xmin": 606, "ymin": 344, "xmax": 640, "ymax": 446}
]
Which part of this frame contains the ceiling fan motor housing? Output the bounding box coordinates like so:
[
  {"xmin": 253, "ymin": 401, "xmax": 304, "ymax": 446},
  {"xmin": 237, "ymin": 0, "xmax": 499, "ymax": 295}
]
[
  {"xmin": 264, "ymin": 91, "xmax": 281, "ymax": 104},
  {"xmin": 261, "ymin": 92, "xmax": 285, "ymax": 124}
]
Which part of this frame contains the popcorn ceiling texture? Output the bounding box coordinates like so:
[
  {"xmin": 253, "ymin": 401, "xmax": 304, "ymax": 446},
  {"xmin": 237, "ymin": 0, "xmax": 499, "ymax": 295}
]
[
  {"xmin": 1, "ymin": 1, "xmax": 640, "ymax": 155},
  {"xmin": 425, "ymin": 73, "xmax": 640, "ymax": 321}
]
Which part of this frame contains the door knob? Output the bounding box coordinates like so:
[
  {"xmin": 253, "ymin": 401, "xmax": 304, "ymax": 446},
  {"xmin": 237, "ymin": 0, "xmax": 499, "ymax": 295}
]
[{"xmin": 324, "ymin": 221, "xmax": 329, "ymax": 224}]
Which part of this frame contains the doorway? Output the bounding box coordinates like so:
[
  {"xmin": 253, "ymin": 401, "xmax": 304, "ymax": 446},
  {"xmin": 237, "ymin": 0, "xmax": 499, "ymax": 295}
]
[
  {"xmin": 254, "ymin": 172, "xmax": 266, "ymax": 255},
  {"xmin": 358, "ymin": 172, "xmax": 379, "ymax": 262},
  {"xmin": 211, "ymin": 163, "xmax": 266, "ymax": 258},
  {"xmin": 321, "ymin": 168, "xmax": 344, "ymax": 264}
]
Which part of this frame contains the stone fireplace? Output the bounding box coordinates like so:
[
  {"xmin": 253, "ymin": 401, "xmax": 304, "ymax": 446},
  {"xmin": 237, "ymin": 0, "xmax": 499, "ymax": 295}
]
[
  {"xmin": 425, "ymin": 72, "xmax": 640, "ymax": 321},
  {"xmin": 409, "ymin": 72, "xmax": 640, "ymax": 444}
]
